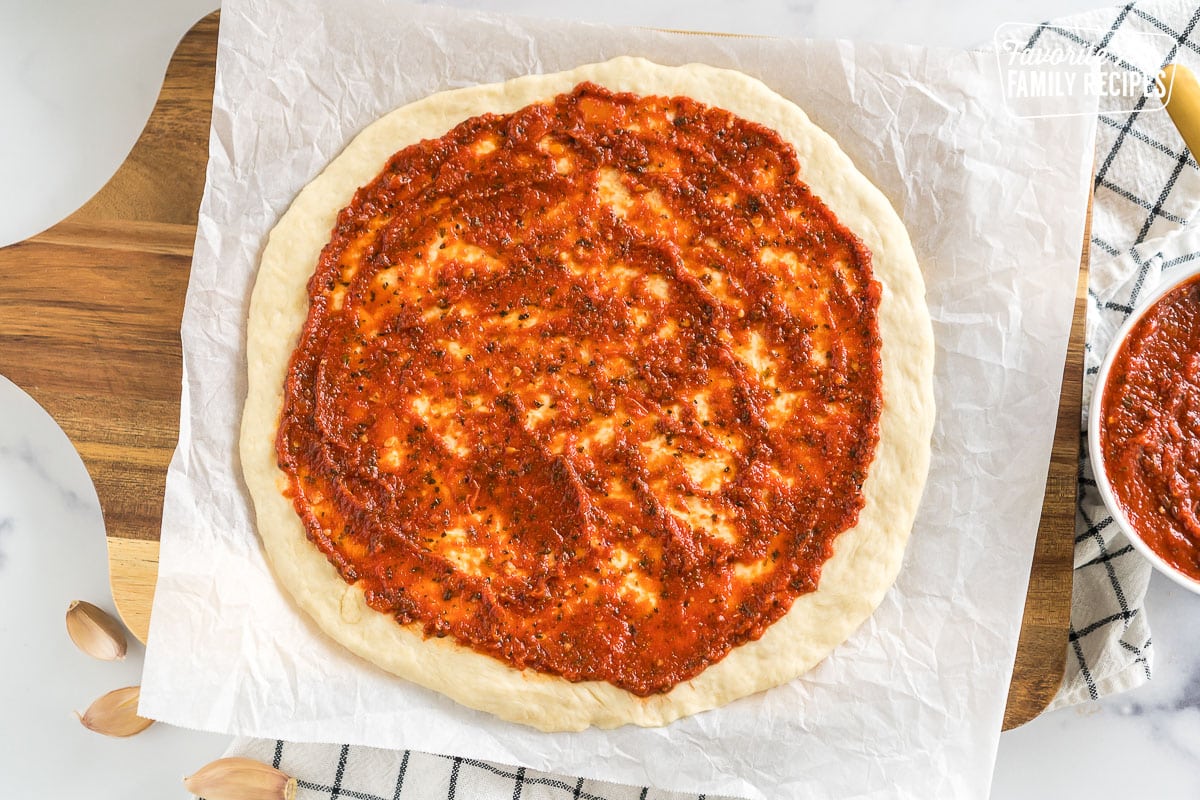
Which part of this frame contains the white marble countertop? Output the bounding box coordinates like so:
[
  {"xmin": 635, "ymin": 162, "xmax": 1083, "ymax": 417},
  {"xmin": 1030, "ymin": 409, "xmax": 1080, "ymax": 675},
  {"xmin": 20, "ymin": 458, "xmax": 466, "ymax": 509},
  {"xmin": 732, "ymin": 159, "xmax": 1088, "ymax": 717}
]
[{"xmin": 3, "ymin": 1, "xmax": 1199, "ymax": 798}]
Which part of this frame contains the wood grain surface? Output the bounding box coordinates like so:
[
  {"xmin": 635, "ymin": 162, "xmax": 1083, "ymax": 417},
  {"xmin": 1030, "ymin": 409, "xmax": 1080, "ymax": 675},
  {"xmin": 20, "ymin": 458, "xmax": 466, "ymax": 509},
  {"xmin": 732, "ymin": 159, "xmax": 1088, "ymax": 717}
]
[
  {"xmin": 0, "ymin": 10, "xmax": 1078, "ymax": 730},
  {"xmin": 0, "ymin": 12, "xmax": 217, "ymax": 636},
  {"xmin": 1002, "ymin": 210, "xmax": 1089, "ymax": 729}
]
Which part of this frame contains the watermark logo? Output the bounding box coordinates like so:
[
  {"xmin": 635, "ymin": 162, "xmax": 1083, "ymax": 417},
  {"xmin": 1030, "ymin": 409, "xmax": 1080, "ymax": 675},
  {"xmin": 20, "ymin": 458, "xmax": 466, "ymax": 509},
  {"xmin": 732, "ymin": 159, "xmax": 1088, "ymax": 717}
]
[{"xmin": 995, "ymin": 23, "xmax": 1174, "ymax": 118}]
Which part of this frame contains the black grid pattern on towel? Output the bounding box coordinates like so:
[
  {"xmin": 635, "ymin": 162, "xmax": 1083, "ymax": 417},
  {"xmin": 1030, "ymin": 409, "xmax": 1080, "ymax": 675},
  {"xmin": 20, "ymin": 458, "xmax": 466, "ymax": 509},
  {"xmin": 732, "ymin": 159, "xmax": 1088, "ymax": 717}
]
[
  {"xmin": 1024, "ymin": 0, "xmax": 1200, "ymax": 704},
  {"xmin": 216, "ymin": 738, "xmax": 730, "ymax": 800}
]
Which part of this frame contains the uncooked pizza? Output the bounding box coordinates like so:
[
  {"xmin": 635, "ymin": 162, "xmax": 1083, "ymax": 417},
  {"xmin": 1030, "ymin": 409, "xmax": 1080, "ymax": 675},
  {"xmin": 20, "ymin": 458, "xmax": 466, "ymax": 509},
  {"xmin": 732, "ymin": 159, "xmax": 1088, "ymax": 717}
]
[{"xmin": 241, "ymin": 57, "xmax": 934, "ymax": 731}]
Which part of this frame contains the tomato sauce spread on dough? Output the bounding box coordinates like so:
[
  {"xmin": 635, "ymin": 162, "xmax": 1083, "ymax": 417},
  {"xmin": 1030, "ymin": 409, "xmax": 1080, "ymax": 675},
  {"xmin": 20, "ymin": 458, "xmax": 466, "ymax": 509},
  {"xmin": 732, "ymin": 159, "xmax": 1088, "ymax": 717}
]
[
  {"xmin": 1101, "ymin": 273, "xmax": 1200, "ymax": 582},
  {"xmin": 277, "ymin": 82, "xmax": 883, "ymax": 695}
]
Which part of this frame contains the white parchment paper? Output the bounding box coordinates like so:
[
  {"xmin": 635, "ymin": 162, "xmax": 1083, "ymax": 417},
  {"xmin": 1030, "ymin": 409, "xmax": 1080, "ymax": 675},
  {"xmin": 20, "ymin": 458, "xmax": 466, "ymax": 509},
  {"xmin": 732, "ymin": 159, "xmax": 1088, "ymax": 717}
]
[{"xmin": 140, "ymin": 0, "xmax": 1098, "ymax": 797}]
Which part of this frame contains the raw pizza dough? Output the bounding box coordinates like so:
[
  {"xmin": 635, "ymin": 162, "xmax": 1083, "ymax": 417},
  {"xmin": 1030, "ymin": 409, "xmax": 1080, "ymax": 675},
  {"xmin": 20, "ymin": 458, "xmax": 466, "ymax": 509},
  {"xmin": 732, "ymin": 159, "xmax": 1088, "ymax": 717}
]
[{"xmin": 240, "ymin": 57, "xmax": 934, "ymax": 731}]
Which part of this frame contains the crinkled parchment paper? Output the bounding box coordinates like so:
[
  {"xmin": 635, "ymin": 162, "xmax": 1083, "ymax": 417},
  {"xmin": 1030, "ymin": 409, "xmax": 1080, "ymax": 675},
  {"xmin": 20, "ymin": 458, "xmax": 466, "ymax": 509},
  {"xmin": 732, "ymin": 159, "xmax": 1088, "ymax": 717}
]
[{"xmin": 140, "ymin": 0, "xmax": 1097, "ymax": 797}]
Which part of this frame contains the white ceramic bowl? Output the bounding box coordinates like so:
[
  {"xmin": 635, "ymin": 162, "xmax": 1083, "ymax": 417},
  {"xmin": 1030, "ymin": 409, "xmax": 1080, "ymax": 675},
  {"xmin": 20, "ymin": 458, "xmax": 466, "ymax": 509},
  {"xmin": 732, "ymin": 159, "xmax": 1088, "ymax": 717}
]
[{"xmin": 1089, "ymin": 262, "xmax": 1200, "ymax": 595}]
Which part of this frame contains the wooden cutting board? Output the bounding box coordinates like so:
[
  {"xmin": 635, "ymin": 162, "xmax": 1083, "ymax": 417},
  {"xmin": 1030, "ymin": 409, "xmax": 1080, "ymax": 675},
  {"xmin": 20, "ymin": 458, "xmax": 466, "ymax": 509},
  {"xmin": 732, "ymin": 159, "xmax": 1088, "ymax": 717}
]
[{"xmin": 0, "ymin": 11, "xmax": 1082, "ymax": 730}]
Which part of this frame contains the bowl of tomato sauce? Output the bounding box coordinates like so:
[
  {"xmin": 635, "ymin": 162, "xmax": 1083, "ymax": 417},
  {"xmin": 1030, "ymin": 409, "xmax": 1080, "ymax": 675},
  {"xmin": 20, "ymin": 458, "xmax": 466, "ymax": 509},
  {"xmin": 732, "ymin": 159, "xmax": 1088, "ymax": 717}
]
[{"xmin": 1090, "ymin": 265, "xmax": 1200, "ymax": 594}]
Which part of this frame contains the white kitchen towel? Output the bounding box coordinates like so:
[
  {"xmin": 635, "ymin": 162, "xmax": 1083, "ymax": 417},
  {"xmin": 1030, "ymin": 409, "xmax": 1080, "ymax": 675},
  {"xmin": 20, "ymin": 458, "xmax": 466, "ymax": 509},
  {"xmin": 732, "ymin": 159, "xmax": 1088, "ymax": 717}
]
[
  {"xmin": 1025, "ymin": 0, "xmax": 1200, "ymax": 710},
  {"xmin": 223, "ymin": 738, "xmax": 727, "ymax": 800}
]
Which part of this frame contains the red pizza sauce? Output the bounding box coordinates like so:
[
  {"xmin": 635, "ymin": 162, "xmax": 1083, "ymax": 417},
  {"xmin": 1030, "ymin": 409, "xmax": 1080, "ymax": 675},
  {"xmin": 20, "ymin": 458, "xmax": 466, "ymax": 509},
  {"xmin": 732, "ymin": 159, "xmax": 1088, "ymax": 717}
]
[
  {"xmin": 276, "ymin": 82, "xmax": 883, "ymax": 695},
  {"xmin": 1100, "ymin": 273, "xmax": 1200, "ymax": 582}
]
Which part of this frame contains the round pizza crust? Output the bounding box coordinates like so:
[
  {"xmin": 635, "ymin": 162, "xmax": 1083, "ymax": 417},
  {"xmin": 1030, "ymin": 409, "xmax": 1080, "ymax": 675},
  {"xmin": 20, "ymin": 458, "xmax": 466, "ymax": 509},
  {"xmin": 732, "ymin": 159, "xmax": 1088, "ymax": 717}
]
[{"xmin": 240, "ymin": 57, "xmax": 935, "ymax": 731}]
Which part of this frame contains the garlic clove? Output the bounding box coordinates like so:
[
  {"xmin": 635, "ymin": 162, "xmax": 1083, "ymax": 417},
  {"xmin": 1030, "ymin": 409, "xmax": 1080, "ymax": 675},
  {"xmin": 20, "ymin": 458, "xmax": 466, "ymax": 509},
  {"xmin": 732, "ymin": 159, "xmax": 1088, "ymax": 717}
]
[
  {"xmin": 77, "ymin": 685, "xmax": 154, "ymax": 737},
  {"xmin": 183, "ymin": 757, "xmax": 297, "ymax": 800},
  {"xmin": 65, "ymin": 600, "xmax": 128, "ymax": 661}
]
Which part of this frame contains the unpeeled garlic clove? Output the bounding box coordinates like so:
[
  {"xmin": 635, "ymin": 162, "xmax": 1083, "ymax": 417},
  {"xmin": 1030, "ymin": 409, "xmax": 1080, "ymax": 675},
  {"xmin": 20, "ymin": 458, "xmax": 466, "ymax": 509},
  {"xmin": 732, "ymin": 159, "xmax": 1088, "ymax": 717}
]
[
  {"xmin": 183, "ymin": 758, "xmax": 297, "ymax": 800},
  {"xmin": 65, "ymin": 600, "xmax": 128, "ymax": 661},
  {"xmin": 77, "ymin": 685, "xmax": 154, "ymax": 737}
]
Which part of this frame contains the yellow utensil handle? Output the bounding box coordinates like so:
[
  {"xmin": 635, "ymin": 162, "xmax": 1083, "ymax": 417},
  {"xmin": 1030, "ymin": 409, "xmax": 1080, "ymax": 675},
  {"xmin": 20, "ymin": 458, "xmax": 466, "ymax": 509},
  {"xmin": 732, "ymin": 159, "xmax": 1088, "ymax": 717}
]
[{"xmin": 1162, "ymin": 63, "xmax": 1200, "ymax": 159}]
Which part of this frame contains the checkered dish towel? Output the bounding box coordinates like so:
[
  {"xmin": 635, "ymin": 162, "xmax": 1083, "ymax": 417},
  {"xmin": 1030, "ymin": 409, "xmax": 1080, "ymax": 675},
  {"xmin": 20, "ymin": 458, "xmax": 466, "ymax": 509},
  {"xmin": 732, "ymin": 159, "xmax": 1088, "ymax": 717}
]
[
  {"xmin": 209, "ymin": 1, "xmax": 1200, "ymax": 796},
  {"xmin": 1033, "ymin": 0, "xmax": 1200, "ymax": 710}
]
